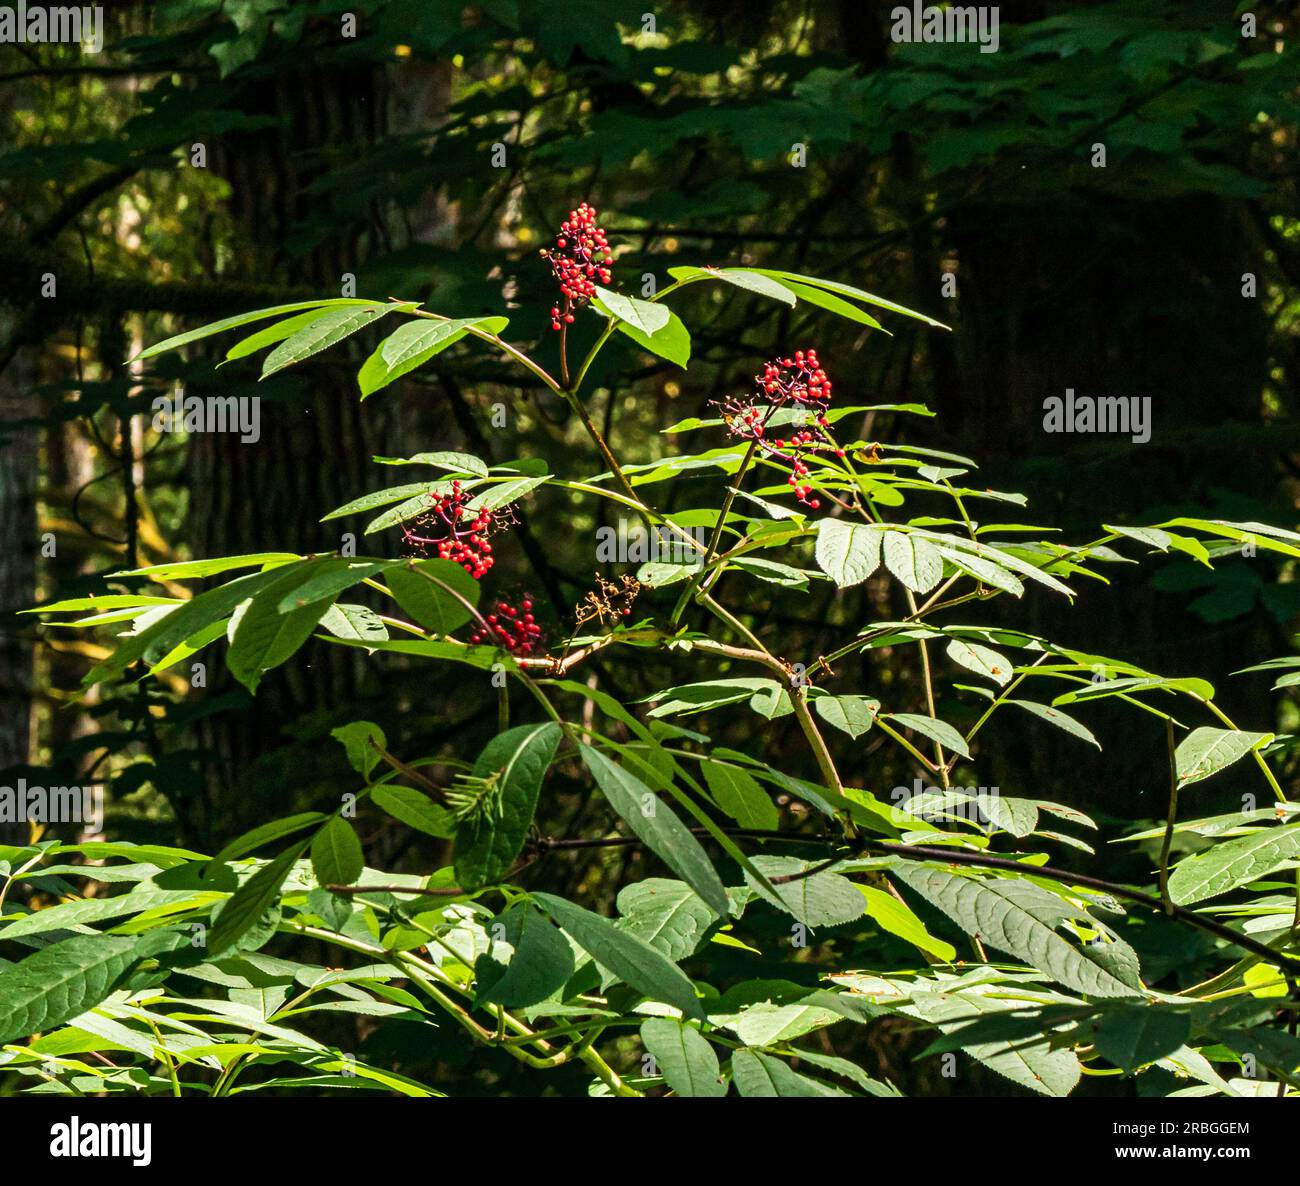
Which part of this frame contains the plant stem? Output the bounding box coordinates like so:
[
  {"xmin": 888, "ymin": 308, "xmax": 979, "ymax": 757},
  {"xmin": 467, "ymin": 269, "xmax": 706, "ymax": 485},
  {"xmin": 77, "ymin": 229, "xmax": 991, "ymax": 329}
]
[
  {"xmin": 905, "ymin": 589, "xmax": 947, "ymax": 785},
  {"xmin": 873, "ymin": 717, "xmax": 940, "ymax": 773},
  {"xmin": 1159, "ymin": 719, "xmax": 1178, "ymax": 915},
  {"xmin": 672, "ymin": 438, "xmax": 757, "ymax": 624}
]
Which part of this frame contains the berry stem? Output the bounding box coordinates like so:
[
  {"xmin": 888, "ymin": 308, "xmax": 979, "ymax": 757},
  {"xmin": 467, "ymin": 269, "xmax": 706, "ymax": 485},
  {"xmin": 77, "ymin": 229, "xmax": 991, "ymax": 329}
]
[
  {"xmin": 670, "ymin": 437, "xmax": 757, "ymax": 625},
  {"xmin": 558, "ymin": 318, "xmax": 571, "ymax": 390}
]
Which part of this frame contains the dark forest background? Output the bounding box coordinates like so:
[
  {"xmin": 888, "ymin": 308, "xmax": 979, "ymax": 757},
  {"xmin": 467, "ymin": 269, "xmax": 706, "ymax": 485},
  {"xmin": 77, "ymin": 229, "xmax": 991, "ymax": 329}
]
[{"xmin": 1, "ymin": 1, "xmax": 1298, "ymax": 1092}]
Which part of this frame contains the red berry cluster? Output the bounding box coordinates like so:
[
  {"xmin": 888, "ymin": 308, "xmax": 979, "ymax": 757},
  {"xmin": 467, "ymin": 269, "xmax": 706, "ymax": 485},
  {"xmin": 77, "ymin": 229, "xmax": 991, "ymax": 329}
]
[
  {"xmin": 401, "ymin": 480, "xmax": 496, "ymax": 579},
  {"xmin": 544, "ymin": 202, "xmax": 612, "ymax": 331},
  {"xmin": 760, "ymin": 348, "xmax": 832, "ymax": 409},
  {"xmin": 716, "ymin": 349, "xmax": 841, "ymax": 510},
  {"xmin": 469, "ymin": 596, "xmax": 543, "ymax": 656},
  {"xmin": 773, "ymin": 427, "xmax": 824, "ymax": 508}
]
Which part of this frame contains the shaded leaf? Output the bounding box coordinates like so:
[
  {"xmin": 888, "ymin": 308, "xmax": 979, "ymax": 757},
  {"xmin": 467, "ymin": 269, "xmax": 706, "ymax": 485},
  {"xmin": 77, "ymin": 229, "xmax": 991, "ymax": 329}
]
[
  {"xmin": 455, "ymin": 724, "xmax": 562, "ymax": 888},
  {"xmin": 641, "ymin": 1017, "xmax": 726, "ymax": 1097},
  {"xmin": 532, "ymin": 892, "xmax": 704, "ymax": 1020},
  {"xmin": 311, "ymin": 817, "xmax": 363, "ymax": 888},
  {"xmin": 893, "ymin": 862, "xmax": 1142, "ymax": 998},
  {"xmin": 581, "ymin": 746, "xmax": 728, "ymax": 917}
]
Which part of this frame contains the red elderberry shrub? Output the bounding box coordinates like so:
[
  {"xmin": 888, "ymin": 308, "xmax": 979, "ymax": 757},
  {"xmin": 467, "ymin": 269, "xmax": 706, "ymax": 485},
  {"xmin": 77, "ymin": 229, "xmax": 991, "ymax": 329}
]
[
  {"xmin": 400, "ymin": 480, "xmax": 497, "ymax": 579},
  {"xmin": 542, "ymin": 202, "xmax": 612, "ymax": 331},
  {"xmin": 714, "ymin": 349, "xmax": 836, "ymax": 510},
  {"xmin": 469, "ymin": 596, "xmax": 543, "ymax": 656}
]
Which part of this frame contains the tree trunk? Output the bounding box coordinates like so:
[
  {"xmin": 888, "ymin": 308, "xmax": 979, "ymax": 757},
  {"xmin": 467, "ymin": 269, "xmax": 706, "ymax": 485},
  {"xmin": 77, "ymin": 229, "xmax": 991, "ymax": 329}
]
[
  {"xmin": 183, "ymin": 59, "xmax": 454, "ymax": 845},
  {"xmin": 0, "ymin": 335, "xmax": 38, "ymax": 845}
]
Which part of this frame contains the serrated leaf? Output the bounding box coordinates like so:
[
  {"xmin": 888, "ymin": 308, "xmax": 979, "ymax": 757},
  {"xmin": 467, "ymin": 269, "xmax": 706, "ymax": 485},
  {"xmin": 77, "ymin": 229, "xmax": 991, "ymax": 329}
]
[
  {"xmin": 978, "ymin": 793, "xmax": 1039, "ymax": 839},
  {"xmin": 722, "ymin": 1000, "xmax": 845, "ymax": 1047},
  {"xmin": 883, "ymin": 531, "xmax": 944, "ymax": 593},
  {"xmin": 331, "ymin": 721, "xmax": 386, "ymax": 779},
  {"xmin": 749, "ymin": 268, "xmax": 948, "ymax": 329},
  {"xmin": 938, "ymin": 547, "xmax": 1024, "ymax": 596},
  {"xmin": 909, "ymin": 992, "xmax": 1080, "ymax": 1096},
  {"xmin": 1091, "ymin": 1006, "xmax": 1190, "ymax": 1073},
  {"xmin": 784, "ymin": 1049, "xmax": 900, "ymax": 1095},
  {"xmin": 919, "ymin": 532, "xmax": 1072, "ymax": 597},
  {"xmin": 858, "ymin": 885, "xmax": 956, "ymax": 960},
  {"xmin": 892, "ymin": 862, "xmax": 1142, "ymax": 998},
  {"xmin": 730, "ymin": 1048, "xmax": 845, "ymax": 1096},
  {"xmin": 1006, "ymin": 700, "xmax": 1100, "ymax": 748},
  {"xmin": 643, "ymin": 677, "xmax": 781, "ymax": 718},
  {"xmin": 465, "ymin": 474, "xmax": 549, "ymax": 512},
  {"xmin": 358, "ymin": 317, "xmax": 508, "ymax": 397},
  {"xmin": 532, "ymin": 892, "xmax": 704, "ymax": 1020},
  {"xmin": 611, "ymin": 307, "xmax": 691, "ymax": 368},
  {"xmin": 1107, "ymin": 524, "xmax": 1173, "ymax": 552},
  {"xmin": 213, "ymin": 812, "xmax": 327, "ymax": 864},
  {"xmin": 475, "ymin": 903, "xmax": 574, "ymax": 1008},
  {"xmin": 743, "ymin": 856, "xmax": 865, "ymax": 927},
  {"xmin": 320, "ymin": 483, "xmax": 441, "ymax": 522},
  {"xmin": 363, "ymin": 489, "xmax": 455, "ymax": 535},
  {"xmin": 0, "ymin": 887, "xmax": 217, "ymax": 939},
  {"xmin": 224, "ymin": 308, "xmax": 335, "ymax": 362},
  {"xmin": 135, "ymin": 299, "xmax": 378, "ymax": 360},
  {"xmin": 813, "ymin": 694, "xmax": 879, "ymax": 739},
  {"xmin": 707, "ymin": 269, "xmax": 795, "ymax": 305},
  {"xmin": 371, "ymin": 450, "xmax": 490, "ymax": 476},
  {"xmin": 227, "ymin": 561, "xmax": 338, "ymax": 692},
  {"xmin": 1175, "ymin": 727, "xmax": 1272, "ymax": 788},
  {"xmin": 210, "ymin": 842, "xmax": 309, "ymax": 955},
  {"xmin": 616, "ymin": 879, "xmax": 719, "ymax": 962},
  {"xmin": 781, "ymin": 280, "xmax": 884, "ymax": 328},
  {"xmin": 641, "ymin": 1017, "xmax": 726, "ymax": 1096},
  {"xmin": 111, "ymin": 553, "xmax": 301, "ymax": 581},
  {"xmin": 0, "ymin": 931, "xmax": 179, "ymax": 1044},
  {"xmin": 371, "ymin": 786, "xmax": 454, "ymax": 839},
  {"xmin": 1168, "ymin": 823, "xmax": 1300, "ymax": 905},
  {"xmin": 700, "ymin": 761, "xmax": 778, "ymax": 830},
  {"xmin": 815, "ymin": 519, "xmax": 883, "ymax": 587},
  {"xmin": 319, "ymin": 603, "xmax": 388, "ymax": 642},
  {"xmin": 21, "ymin": 594, "xmax": 180, "ymax": 616},
  {"xmin": 85, "ymin": 563, "xmax": 297, "ymax": 687},
  {"xmin": 593, "ymin": 286, "xmax": 670, "ymax": 335},
  {"xmin": 581, "ymin": 746, "xmax": 728, "ymax": 918},
  {"xmin": 276, "ymin": 560, "xmax": 401, "ymax": 611},
  {"xmin": 262, "ymin": 304, "xmax": 413, "ymax": 378}
]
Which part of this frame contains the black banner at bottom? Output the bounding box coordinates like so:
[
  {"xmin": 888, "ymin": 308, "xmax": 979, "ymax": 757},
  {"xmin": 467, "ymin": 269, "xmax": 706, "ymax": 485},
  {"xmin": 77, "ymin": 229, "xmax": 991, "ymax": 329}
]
[{"xmin": 0, "ymin": 1094, "xmax": 1287, "ymax": 1171}]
